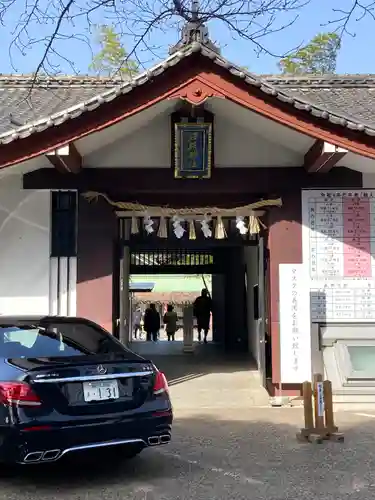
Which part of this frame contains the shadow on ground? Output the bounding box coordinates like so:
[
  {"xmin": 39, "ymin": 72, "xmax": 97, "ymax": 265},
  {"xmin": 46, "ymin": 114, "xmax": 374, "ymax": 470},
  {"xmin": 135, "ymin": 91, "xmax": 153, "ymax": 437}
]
[
  {"xmin": 2, "ymin": 410, "xmax": 375, "ymax": 499},
  {"xmin": 147, "ymin": 346, "xmax": 258, "ymax": 386}
]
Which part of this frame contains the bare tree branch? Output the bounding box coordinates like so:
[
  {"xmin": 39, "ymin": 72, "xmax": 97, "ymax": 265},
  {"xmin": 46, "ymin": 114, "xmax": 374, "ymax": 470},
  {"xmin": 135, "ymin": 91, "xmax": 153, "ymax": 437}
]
[
  {"xmin": 324, "ymin": 0, "xmax": 375, "ymax": 38},
  {"xmin": 0, "ymin": 0, "xmax": 312, "ymax": 86},
  {"xmin": 1, "ymin": 0, "xmax": 375, "ymax": 90}
]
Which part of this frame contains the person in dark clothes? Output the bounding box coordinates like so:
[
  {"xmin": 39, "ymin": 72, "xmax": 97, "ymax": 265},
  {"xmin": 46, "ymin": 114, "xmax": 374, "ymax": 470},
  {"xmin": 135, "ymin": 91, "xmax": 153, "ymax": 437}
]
[
  {"xmin": 132, "ymin": 307, "xmax": 143, "ymax": 339},
  {"xmin": 193, "ymin": 289, "xmax": 212, "ymax": 343},
  {"xmin": 144, "ymin": 303, "xmax": 160, "ymax": 342},
  {"xmin": 163, "ymin": 304, "xmax": 178, "ymax": 341}
]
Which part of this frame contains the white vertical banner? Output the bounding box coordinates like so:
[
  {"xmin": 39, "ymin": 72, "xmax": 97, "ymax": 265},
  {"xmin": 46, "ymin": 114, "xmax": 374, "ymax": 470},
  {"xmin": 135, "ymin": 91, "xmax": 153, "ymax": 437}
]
[
  {"xmin": 279, "ymin": 263, "xmax": 312, "ymax": 383},
  {"xmin": 68, "ymin": 256, "xmax": 77, "ymax": 316},
  {"xmin": 316, "ymin": 381, "xmax": 325, "ymax": 417}
]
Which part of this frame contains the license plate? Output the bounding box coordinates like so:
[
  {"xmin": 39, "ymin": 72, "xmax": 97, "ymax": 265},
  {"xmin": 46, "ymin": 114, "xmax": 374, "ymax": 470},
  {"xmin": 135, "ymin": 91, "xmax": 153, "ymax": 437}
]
[{"xmin": 83, "ymin": 380, "xmax": 119, "ymax": 402}]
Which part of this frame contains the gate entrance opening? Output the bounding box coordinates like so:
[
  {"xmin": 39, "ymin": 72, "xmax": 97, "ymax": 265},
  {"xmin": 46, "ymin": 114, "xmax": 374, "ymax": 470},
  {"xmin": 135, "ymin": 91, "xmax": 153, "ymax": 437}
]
[{"xmin": 113, "ymin": 221, "xmax": 272, "ymax": 387}]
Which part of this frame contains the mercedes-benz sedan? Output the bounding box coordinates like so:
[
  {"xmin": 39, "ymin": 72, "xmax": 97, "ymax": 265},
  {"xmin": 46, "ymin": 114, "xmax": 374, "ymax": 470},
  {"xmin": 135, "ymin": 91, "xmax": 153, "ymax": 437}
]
[{"xmin": 0, "ymin": 316, "xmax": 172, "ymax": 465}]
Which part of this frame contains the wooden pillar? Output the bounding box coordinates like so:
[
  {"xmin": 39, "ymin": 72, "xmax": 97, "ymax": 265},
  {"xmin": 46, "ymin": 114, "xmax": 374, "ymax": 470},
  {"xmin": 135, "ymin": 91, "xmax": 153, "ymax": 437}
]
[
  {"xmin": 119, "ymin": 220, "xmax": 130, "ymax": 345},
  {"xmin": 268, "ymin": 193, "xmax": 302, "ymax": 384},
  {"xmin": 76, "ymin": 196, "xmax": 116, "ymax": 332}
]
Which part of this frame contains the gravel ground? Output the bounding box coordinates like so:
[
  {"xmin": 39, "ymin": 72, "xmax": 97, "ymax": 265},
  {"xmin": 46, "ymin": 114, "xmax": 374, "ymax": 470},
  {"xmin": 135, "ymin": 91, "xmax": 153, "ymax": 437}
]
[{"xmin": 2, "ymin": 408, "xmax": 375, "ymax": 500}]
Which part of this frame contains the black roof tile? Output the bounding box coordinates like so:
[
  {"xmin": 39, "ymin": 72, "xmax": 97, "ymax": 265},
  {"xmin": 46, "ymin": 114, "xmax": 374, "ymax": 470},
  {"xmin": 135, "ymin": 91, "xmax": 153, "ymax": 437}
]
[{"xmin": 1, "ymin": 45, "xmax": 375, "ymax": 142}]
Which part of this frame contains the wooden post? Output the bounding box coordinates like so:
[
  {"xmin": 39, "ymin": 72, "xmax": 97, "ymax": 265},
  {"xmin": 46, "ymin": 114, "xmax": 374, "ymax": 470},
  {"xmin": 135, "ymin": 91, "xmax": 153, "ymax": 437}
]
[
  {"xmin": 296, "ymin": 381, "xmax": 313, "ymax": 442},
  {"xmin": 323, "ymin": 380, "xmax": 342, "ymax": 439},
  {"xmin": 297, "ymin": 374, "xmax": 344, "ymax": 444},
  {"xmin": 303, "ymin": 381, "xmax": 314, "ymax": 430}
]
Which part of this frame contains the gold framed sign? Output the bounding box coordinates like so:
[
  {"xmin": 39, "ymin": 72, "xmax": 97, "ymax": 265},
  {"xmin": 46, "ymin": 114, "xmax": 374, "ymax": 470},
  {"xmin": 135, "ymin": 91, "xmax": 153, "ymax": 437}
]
[{"xmin": 173, "ymin": 122, "xmax": 213, "ymax": 179}]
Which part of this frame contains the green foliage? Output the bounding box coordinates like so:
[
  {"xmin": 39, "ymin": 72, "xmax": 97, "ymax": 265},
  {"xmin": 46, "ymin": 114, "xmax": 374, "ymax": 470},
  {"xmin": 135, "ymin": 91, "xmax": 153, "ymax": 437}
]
[
  {"xmin": 90, "ymin": 25, "xmax": 139, "ymax": 78},
  {"xmin": 279, "ymin": 32, "xmax": 341, "ymax": 75}
]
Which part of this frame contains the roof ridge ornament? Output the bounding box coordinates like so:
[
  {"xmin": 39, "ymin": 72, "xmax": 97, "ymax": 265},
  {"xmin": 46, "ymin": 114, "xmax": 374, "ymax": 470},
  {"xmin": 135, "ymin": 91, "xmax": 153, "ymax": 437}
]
[{"xmin": 169, "ymin": 0, "xmax": 221, "ymax": 55}]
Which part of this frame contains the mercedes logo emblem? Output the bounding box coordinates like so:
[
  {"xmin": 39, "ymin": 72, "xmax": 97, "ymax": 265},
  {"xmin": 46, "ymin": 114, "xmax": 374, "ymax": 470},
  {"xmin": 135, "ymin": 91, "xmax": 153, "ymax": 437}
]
[{"xmin": 96, "ymin": 365, "xmax": 107, "ymax": 375}]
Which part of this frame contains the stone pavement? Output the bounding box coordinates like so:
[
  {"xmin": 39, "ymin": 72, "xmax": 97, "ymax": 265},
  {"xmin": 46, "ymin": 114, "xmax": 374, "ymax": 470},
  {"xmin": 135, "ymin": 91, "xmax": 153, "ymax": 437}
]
[
  {"xmin": 1, "ymin": 350, "xmax": 375, "ymax": 499},
  {"xmin": 2, "ymin": 408, "xmax": 375, "ymax": 500},
  {"xmin": 151, "ymin": 349, "xmax": 270, "ymax": 409}
]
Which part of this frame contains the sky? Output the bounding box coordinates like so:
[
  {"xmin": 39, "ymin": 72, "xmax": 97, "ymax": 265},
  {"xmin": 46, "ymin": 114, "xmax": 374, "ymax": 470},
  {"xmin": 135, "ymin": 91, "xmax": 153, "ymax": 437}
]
[{"xmin": 0, "ymin": 0, "xmax": 374, "ymax": 76}]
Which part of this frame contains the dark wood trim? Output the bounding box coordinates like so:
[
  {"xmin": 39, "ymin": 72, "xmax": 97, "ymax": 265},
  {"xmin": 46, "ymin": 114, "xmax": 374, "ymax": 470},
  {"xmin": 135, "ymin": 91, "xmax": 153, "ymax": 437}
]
[
  {"xmin": 23, "ymin": 167, "xmax": 362, "ymax": 197},
  {"xmin": 130, "ymin": 265, "xmax": 217, "ymax": 274},
  {"xmin": 124, "ymin": 239, "xmax": 258, "ymax": 249},
  {"xmin": 304, "ymin": 140, "xmax": 347, "ymax": 173}
]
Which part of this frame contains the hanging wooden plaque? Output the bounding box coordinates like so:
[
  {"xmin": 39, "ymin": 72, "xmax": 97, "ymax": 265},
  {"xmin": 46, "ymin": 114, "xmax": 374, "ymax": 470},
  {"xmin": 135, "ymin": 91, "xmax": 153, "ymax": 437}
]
[{"xmin": 173, "ymin": 122, "xmax": 213, "ymax": 179}]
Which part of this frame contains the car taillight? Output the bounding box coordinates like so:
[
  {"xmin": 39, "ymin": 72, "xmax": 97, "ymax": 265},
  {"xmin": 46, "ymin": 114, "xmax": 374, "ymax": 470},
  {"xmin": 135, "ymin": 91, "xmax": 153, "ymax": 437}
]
[
  {"xmin": 0, "ymin": 382, "xmax": 41, "ymax": 407},
  {"xmin": 153, "ymin": 371, "xmax": 169, "ymax": 395},
  {"xmin": 23, "ymin": 425, "xmax": 51, "ymax": 432}
]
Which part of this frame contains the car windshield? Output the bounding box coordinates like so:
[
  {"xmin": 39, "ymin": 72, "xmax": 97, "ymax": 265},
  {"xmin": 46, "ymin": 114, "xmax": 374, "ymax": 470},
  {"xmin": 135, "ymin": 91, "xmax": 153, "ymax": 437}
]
[{"xmin": 0, "ymin": 321, "xmax": 125, "ymax": 358}]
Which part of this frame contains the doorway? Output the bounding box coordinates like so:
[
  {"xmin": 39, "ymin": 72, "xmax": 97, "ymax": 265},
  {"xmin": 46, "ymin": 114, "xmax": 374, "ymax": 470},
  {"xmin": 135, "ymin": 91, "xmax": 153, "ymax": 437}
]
[
  {"xmin": 114, "ymin": 237, "xmax": 268, "ymax": 364},
  {"xmin": 128, "ymin": 273, "xmax": 212, "ymax": 354},
  {"xmin": 127, "ymin": 248, "xmax": 217, "ymax": 356}
]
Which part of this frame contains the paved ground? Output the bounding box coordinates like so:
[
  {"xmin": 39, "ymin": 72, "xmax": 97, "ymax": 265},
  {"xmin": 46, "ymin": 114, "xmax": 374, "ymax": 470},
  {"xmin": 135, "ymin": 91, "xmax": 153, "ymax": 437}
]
[
  {"xmin": 153, "ymin": 351, "xmax": 270, "ymax": 408},
  {"xmin": 132, "ymin": 328, "xmax": 207, "ymax": 343},
  {"xmin": 2, "ymin": 350, "xmax": 375, "ymax": 499},
  {"xmin": 2, "ymin": 409, "xmax": 375, "ymax": 500}
]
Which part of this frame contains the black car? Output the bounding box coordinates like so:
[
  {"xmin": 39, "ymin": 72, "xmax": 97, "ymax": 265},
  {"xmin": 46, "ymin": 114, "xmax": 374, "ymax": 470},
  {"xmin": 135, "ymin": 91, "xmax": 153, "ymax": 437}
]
[{"xmin": 0, "ymin": 315, "xmax": 172, "ymax": 465}]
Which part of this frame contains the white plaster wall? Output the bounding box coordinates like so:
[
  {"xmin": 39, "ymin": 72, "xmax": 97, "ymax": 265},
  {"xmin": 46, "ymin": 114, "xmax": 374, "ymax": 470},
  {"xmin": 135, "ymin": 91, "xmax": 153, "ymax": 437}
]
[
  {"xmin": 362, "ymin": 173, "xmax": 375, "ymax": 188},
  {"xmin": 86, "ymin": 113, "xmax": 171, "ymax": 168},
  {"xmin": 214, "ymin": 120, "xmax": 301, "ymax": 168},
  {"xmin": 86, "ymin": 113, "xmax": 302, "ymax": 168},
  {"xmin": 0, "ymin": 175, "xmax": 50, "ymax": 315}
]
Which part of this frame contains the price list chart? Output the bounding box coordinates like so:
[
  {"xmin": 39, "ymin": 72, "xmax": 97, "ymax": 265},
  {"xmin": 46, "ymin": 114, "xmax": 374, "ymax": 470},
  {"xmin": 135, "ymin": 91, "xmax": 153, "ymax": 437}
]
[
  {"xmin": 302, "ymin": 190, "xmax": 375, "ymax": 322},
  {"xmin": 304, "ymin": 191, "xmax": 375, "ymax": 280},
  {"xmin": 311, "ymin": 282, "xmax": 375, "ymax": 321}
]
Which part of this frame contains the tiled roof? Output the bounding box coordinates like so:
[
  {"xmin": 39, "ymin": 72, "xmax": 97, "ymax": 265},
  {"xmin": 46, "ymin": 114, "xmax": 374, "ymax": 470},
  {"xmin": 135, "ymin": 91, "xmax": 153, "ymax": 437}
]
[
  {"xmin": 265, "ymin": 75, "xmax": 375, "ymax": 130},
  {"xmin": 1, "ymin": 43, "xmax": 375, "ymax": 144},
  {"xmin": 0, "ymin": 76, "xmax": 120, "ymax": 139}
]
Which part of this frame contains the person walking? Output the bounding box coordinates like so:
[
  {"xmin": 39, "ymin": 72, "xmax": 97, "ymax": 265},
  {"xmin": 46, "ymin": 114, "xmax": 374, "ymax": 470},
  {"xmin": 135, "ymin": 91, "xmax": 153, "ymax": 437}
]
[
  {"xmin": 193, "ymin": 288, "xmax": 212, "ymax": 343},
  {"xmin": 132, "ymin": 307, "xmax": 142, "ymax": 340},
  {"xmin": 143, "ymin": 303, "xmax": 160, "ymax": 342},
  {"xmin": 163, "ymin": 304, "xmax": 178, "ymax": 341}
]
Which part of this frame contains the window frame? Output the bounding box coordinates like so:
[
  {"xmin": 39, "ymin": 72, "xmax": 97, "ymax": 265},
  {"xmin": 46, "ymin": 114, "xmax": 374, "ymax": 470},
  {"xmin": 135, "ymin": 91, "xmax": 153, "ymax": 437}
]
[
  {"xmin": 50, "ymin": 190, "xmax": 77, "ymax": 258},
  {"xmin": 335, "ymin": 340, "xmax": 375, "ymax": 384}
]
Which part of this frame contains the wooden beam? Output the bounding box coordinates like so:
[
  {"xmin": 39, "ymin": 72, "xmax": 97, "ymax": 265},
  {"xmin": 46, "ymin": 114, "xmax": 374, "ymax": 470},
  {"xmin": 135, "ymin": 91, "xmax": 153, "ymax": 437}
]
[
  {"xmin": 304, "ymin": 140, "xmax": 347, "ymax": 173},
  {"xmin": 23, "ymin": 167, "xmax": 363, "ymax": 197},
  {"xmin": 46, "ymin": 143, "xmax": 82, "ymax": 173}
]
